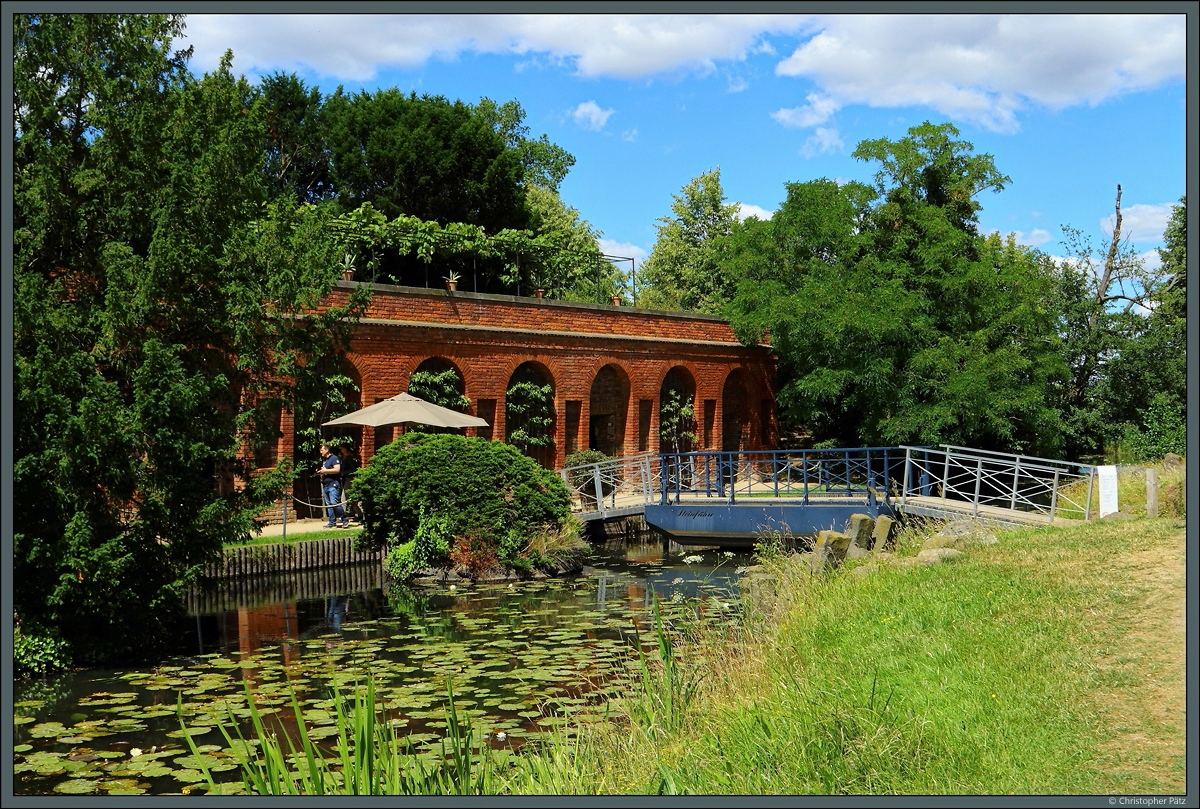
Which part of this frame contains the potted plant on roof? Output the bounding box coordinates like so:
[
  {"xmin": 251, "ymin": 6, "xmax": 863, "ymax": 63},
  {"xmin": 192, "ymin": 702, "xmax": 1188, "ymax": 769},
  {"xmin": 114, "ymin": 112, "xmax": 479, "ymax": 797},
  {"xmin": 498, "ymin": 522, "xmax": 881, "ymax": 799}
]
[{"xmin": 445, "ymin": 270, "xmax": 460, "ymax": 292}]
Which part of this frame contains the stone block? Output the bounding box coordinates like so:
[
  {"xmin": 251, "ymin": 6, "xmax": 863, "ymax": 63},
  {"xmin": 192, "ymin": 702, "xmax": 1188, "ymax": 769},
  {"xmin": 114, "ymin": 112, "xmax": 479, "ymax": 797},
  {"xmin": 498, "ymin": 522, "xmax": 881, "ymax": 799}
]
[
  {"xmin": 845, "ymin": 514, "xmax": 875, "ymax": 550},
  {"xmin": 916, "ymin": 547, "xmax": 964, "ymax": 566},
  {"xmin": 813, "ymin": 530, "xmax": 851, "ymax": 569},
  {"xmin": 871, "ymin": 515, "xmax": 894, "ymax": 552},
  {"xmin": 846, "ymin": 542, "xmax": 873, "ymax": 560}
]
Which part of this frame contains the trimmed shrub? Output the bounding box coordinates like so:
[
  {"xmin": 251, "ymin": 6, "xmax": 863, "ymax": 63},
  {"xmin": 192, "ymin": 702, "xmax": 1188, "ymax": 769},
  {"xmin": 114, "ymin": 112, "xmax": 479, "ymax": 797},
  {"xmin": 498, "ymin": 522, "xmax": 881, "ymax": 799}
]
[{"xmin": 350, "ymin": 434, "xmax": 580, "ymax": 578}]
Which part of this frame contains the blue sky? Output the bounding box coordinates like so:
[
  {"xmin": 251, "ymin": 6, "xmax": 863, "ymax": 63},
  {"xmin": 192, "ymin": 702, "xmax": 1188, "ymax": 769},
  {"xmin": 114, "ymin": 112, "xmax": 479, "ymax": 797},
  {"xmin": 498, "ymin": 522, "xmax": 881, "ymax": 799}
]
[{"xmin": 179, "ymin": 12, "xmax": 1188, "ymax": 273}]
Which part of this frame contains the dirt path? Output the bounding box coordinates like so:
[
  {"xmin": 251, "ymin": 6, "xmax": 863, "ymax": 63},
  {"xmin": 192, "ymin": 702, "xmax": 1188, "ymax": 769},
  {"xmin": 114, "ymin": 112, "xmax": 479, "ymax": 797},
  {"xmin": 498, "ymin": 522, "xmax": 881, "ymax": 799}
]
[{"xmin": 1092, "ymin": 523, "xmax": 1187, "ymax": 793}]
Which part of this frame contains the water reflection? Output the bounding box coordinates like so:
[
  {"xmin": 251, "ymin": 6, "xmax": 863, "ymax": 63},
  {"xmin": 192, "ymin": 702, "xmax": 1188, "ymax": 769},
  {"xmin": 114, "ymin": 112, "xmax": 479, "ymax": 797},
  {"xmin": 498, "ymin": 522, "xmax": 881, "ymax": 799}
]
[{"xmin": 14, "ymin": 536, "xmax": 753, "ymax": 796}]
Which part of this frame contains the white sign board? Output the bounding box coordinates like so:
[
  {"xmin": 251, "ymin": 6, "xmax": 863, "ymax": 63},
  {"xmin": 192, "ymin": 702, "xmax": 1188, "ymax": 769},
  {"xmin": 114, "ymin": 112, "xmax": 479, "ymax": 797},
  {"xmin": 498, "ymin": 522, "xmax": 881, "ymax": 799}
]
[{"xmin": 1097, "ymin": 465, "xmax": 1119, "ymax": 518}]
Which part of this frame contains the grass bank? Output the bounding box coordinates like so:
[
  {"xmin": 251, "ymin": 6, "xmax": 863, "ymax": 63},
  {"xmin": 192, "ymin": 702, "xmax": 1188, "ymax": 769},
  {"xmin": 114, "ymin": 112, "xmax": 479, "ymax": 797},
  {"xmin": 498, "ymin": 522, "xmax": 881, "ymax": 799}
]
[
  {"xmin": 517, "ymin": 514, "xmax": 1186, "ymax": 794},
  {"xmin": 234, "ymin": 525, "xmax": 363, "ymax": 547}
]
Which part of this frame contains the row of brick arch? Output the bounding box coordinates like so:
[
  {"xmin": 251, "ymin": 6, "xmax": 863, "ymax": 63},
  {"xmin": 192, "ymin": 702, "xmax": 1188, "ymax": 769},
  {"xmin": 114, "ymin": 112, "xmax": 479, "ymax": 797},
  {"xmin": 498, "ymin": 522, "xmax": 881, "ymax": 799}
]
[{"xmin": 323, "ymin": 354, "xmax": 773, "ymax": 469}]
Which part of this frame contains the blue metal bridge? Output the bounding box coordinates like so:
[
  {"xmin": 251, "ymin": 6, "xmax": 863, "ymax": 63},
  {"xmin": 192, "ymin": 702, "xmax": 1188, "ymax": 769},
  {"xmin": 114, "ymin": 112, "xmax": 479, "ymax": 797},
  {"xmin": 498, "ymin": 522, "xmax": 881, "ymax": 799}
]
[{"xmin": 560, "ymin": 446, "xmax": 1099, "ymax": 546}]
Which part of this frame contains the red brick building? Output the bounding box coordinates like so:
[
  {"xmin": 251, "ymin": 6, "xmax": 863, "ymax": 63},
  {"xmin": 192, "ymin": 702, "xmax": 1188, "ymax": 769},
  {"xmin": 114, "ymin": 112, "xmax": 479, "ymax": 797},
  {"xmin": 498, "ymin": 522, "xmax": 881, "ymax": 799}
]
[{"xmin": 267, "ymin": 281, "xmax": 777, "ymax": 479}]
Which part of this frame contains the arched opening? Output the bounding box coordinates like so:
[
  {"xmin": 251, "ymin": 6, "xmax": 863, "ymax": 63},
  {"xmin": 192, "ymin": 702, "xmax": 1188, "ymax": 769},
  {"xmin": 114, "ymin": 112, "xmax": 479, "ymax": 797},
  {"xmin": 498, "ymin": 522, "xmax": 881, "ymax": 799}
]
[
  {"xmin": 407, "ymin": 357, "xmax": 470, "ymax": 435},
  {"xmin": 291, "ymin": 356, "xmax": 361, "ymax": 519},
  {"xmin": 589, "ymin": 364, "xmax": 629, "ymax": 457},
  {"xmin": 505, "ymin": 361, "xmax": 556, "ymax": 468},
  {"xmin": 658, "ymin": 367, "xmax": 696, "ymax": 455},
  {"xmin": 721, "ymin": 369, "xmax": 750, "ymax": 452}
]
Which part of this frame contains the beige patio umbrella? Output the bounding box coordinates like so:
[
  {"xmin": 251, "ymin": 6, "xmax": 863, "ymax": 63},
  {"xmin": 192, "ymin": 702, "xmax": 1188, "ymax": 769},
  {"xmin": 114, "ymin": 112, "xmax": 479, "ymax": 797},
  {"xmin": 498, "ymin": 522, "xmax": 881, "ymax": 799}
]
[{"xmin": 322, "ymin": 391, "xmax": 488, "ymax": 430}]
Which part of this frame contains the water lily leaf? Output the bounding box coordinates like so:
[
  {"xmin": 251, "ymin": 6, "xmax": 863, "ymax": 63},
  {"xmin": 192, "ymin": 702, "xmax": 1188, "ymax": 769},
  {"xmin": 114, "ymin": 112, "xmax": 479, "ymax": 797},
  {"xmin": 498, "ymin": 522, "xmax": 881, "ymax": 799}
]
[
  {"xmin": 28, "ymin": 722, "xmax": 70, "ymax": 738},
  {"xmin": 172, "ymin": 768, "xmax": 208, "ymax": 783},
  {"xmin": 54, "ymin": 779, "xmax": 99, "ymax": 794},
  {"xmin": 165, "ymin": 726, "xmax": 212, "ymax": 738}
]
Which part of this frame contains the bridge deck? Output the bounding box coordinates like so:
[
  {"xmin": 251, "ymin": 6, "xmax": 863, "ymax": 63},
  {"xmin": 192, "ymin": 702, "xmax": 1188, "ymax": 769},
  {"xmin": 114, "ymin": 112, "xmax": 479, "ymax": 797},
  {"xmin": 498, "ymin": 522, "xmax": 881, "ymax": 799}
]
[
  {"xmin": 899, "ymin": 496, "xmax": 1075, "ymax": 527},
  {"xmin": 575, "ymin": 492, "xmax": 1075, "ymax": 529}
]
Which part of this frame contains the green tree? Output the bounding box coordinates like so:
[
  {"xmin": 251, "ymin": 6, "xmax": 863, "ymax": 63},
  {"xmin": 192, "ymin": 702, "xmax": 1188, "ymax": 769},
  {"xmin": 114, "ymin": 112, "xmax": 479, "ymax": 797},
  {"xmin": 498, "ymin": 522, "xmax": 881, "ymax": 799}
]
[
  {"xmin": 525, "ymin": 184, "xmax": 625, "ymax": 302},
  {"xmin": 726, "ymin": 122, "xmax": 1067, "ymax": 453},
  {"xmin": 14, "ymin": 15, "xmax": 366, "ymax": 669},
  {"xmin": 1052, "ymin": 187, "xmax": 1183, "ymax": 457},
  {"xmin": 323, "ymin": 88, "xmax": 530, "ymax": 232},
  {"xmin": 639, "ymin": 168, "xmax": 741, "ymax": 313},
  {"xmin": 1156, "ymin": 195, "xmax": 1186, "ymax": 319},
  {"xmin": 260, "ymin": 71, "xmax": 333, "ymax": 203},
  {"xmin": 474, "ymin": 97, "xmax": 576, "ymax": 192}
]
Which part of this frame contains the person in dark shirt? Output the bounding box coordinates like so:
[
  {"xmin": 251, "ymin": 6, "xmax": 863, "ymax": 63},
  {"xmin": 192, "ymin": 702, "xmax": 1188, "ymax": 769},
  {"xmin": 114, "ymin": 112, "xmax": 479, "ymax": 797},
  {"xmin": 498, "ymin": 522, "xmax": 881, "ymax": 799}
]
[{"xmin": 317, "ymin": 444, "xmax": 349, "ymax": 528}]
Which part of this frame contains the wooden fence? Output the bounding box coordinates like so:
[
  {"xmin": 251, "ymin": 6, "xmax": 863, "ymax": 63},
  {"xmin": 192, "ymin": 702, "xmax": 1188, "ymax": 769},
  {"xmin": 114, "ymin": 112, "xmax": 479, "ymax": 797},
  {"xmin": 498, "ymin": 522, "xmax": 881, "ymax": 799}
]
[
  {"xmin": 200, "ymin": 536, "xmax": 384, "ymax": 580},
  {"xmin": 186, "ymin": 560, "xmax": 385, "ymax": 614}
]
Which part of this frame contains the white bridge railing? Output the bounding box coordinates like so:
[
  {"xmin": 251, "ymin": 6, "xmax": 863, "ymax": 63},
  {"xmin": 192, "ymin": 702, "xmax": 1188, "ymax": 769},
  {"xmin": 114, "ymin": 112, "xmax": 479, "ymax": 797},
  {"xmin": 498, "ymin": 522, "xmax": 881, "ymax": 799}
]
[
  {"xmin": 900, "ymin": 445, "xmax": 1096, "ymax": 523},
  {"xmin": 558, "ymin": 452, "xmax": 661, "ymax": 518}
]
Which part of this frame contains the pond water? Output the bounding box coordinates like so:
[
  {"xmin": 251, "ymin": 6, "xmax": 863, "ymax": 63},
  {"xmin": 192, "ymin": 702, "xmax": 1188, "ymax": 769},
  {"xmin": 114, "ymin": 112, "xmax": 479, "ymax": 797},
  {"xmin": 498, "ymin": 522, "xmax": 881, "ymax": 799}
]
[{"xmin": 13, "ymin": 536, "xmax": 753, "ymax": 796}]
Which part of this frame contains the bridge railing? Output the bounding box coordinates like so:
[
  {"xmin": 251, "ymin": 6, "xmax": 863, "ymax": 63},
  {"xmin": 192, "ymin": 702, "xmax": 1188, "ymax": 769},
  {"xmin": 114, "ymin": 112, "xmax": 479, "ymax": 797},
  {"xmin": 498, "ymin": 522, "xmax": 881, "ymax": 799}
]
[
  {"xmin": 559, "ymin": 452, "xmax": 661, "ymax": 518},
  {"xmin": 657, "ymin": 447, "xmax": 906, "ymax": 506},
  {"xmin": 900, "ymin": 445, "xmax": 1096, "ymax": 522}
]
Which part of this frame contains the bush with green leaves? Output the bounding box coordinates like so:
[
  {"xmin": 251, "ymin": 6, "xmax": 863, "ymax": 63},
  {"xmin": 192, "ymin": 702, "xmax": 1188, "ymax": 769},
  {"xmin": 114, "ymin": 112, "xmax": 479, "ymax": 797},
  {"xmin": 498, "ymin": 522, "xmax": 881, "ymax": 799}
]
[
  {"xmin": 350, "ymin": 434, "xmax": 580, "ymax": 578},
  {"xmin": 1122, "ymin": 393, "xmax": 1185, "ymax": 462},
  {"xmin": 14, "ymin": 622, "xmax": 72, "ymax": 677}
]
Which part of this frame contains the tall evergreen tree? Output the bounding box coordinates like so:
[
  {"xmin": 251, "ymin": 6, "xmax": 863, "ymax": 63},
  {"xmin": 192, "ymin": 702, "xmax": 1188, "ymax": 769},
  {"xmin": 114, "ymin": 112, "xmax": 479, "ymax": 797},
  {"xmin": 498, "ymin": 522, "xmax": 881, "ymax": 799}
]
[{"xmin": 14, "ymin": 14, "xmax": 366, "ymax": 669}]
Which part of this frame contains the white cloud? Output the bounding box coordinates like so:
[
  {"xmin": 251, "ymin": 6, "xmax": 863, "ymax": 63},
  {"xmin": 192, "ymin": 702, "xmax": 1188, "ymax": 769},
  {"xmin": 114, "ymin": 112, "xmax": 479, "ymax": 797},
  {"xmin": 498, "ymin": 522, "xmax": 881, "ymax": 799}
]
[
  {"xmin": 771, "ymin": 92, "xmax": 841, "ymax": 128},
  {"xmin": 774, "ymin": 15, "xmax": 1185, "ymax": 133},
  {"xmin": 1139, "ymin": 248, "xmax": 1163, "ymax": 274},
  {"xmin": 736, "ymin": 203, "xmax": 774, "ymax": 222},
  {"xmin": 572, "ymin": 101, "xmax": 614, "ymax": 131},
  {"xmin": 1011, "ymin": 228, "xmax": 1053, "ymax": 247},
  {"xmin": 599, "ymin": 238, "xmax": 648, "ymax": 262},
  {"xmin": 1101, "ymin": 202, "xmax": 1174, "ymax": 244},
  {"xmin": 181, "ymin": 14, "xmax": 812, "ymax": 81},
  {"xmin": 799, "ymin": 126, "xmax": 844, "ymax": 158},
  {"xmin": 622, "ymin": 129, "xmax": 638, "ymax": 142}
]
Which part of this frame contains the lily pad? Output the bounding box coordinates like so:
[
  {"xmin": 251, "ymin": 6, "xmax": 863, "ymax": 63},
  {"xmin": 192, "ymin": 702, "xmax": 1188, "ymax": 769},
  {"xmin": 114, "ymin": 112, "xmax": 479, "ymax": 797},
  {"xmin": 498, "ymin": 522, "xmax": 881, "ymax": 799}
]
[{"xmin": 54, "ymin": 779, "xmax": 100, "ymax": 794}]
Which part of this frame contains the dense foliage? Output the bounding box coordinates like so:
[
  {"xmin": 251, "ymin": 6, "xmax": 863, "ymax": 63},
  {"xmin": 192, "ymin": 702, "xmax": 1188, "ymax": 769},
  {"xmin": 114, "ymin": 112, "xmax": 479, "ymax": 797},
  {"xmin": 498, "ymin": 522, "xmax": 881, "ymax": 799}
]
[
  {"xmin": 638, "ymin": 168, "xmax": 740, "ymax": 313},
  {"xmin": 722, "ymin": 123, "xmax": 1067, "ymax": 453},
  {"xmin": 13, "ymin": 14, "xmax": 368, "ymax": 669},
  {"xmin": 349, "ymin": 435, "xmax": 579, "ymax": 578}
]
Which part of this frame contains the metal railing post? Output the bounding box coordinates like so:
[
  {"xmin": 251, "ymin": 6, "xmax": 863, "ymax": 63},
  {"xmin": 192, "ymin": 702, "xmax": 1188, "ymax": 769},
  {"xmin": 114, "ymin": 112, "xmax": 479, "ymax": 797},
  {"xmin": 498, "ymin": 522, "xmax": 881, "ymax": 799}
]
[
  {"xmin": 1010, "ymin": 458, "xmax": 1021, "ymax": 511},
  {"xmin": 943, "ymin": 450, "xmax": 951, "ymax": 499},
  {"xmin": 973, "ymin": 458, "xmax": 983, "ymax": 516},
  {"xmin": 1085, "ymin": 466, "xmax": 1095, "ymax": 521},
  {"xmin": 902, "ymin": 448, "xmax": 911, "ymax": 510},
  {"xmin": 803, "ymin": 450, "xmax": 811, "ymax": 505},
  {"xmin": 592, "ymin": 466, "xmax": 605, "ymax": 516},
  {"xmin": 1049, "ymin": 469, "xmax": 1060, "ymax": 523}
]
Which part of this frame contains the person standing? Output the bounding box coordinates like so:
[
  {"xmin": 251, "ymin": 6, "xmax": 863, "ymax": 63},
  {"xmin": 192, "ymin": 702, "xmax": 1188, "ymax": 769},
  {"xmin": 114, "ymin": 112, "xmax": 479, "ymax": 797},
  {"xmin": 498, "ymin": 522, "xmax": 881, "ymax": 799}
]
[{"xmin": 317, "ymin": 444, "xmax": 349, "ymax": 528}]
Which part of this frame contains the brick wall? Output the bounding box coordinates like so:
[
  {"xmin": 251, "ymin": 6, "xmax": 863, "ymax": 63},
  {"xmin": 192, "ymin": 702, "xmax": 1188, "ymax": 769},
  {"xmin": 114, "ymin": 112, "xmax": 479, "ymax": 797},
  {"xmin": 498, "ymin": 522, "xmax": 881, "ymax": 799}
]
[{"xmin": 275, "ymin": 282, "xmax": 777, "ymax": 473}]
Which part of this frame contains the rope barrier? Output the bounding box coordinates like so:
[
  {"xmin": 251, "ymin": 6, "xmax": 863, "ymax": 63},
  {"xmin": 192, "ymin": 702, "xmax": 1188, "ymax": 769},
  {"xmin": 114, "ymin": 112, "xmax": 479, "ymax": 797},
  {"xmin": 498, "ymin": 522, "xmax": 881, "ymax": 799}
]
[{"xmin": 287, "ymin": 491, "xmax": 353, "ymax": 510}]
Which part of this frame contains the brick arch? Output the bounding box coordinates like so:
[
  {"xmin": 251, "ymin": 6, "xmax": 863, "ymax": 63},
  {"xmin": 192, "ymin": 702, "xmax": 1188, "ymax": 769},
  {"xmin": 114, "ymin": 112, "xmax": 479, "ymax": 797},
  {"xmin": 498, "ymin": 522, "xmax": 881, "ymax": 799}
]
[
  {"xmin": 721, "ymin": 368, "xmax": 750, "ymax": 452},
  {"xmin": 408, "ymin": 355, "xmax": 466, "ymax": 386},
  {"xmin": 504, "ymin": 360, "xmax": 558, "ymax": 467},
  {"xmin": 659, "ymin": 365, "xmax": 697, "ymax": 454},
  {"xmin": 589, "ymin": 363, "xmax": 631, "ymax": 457}
]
